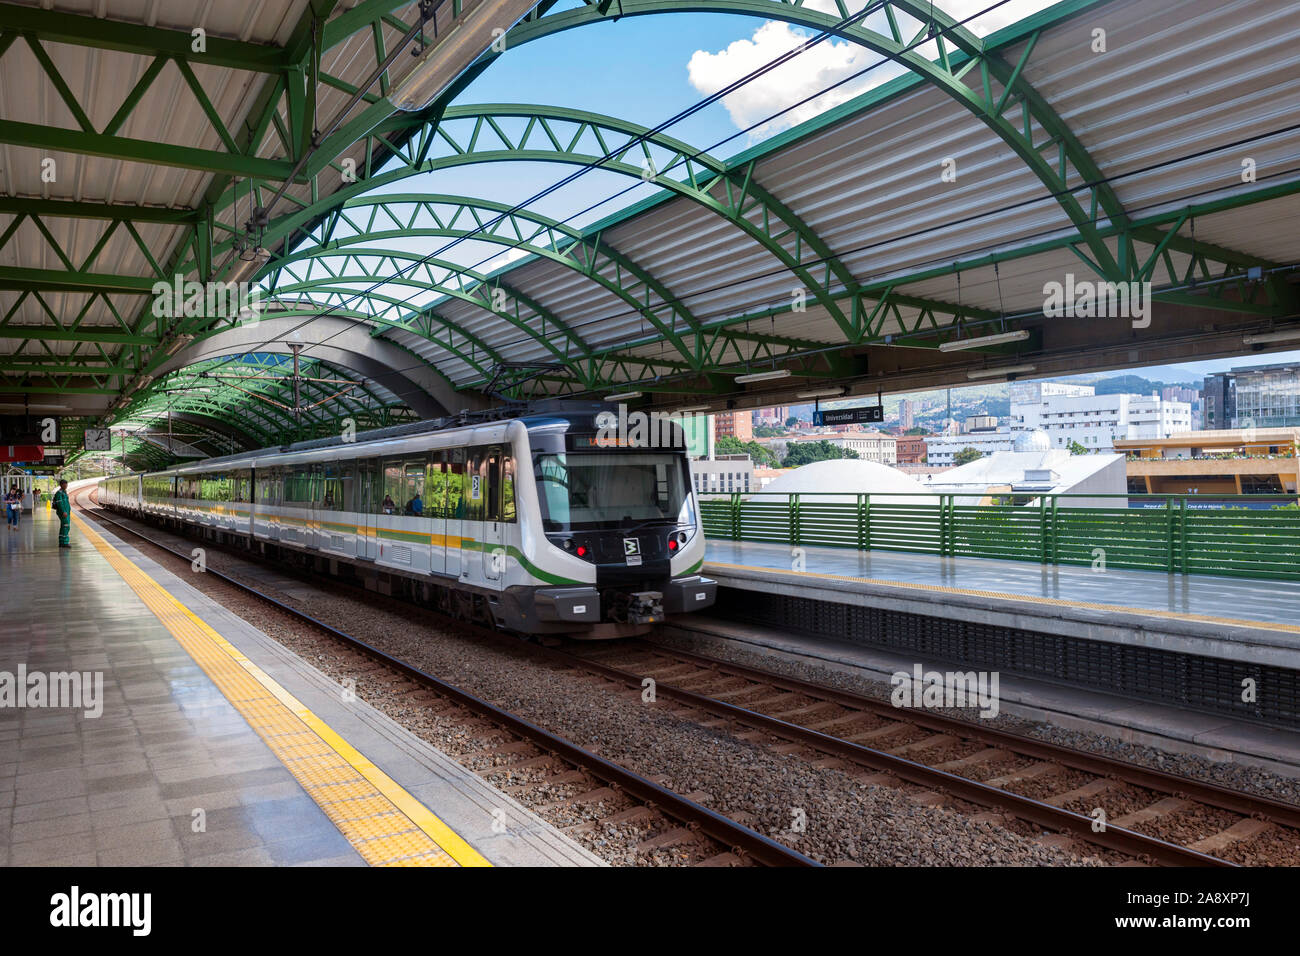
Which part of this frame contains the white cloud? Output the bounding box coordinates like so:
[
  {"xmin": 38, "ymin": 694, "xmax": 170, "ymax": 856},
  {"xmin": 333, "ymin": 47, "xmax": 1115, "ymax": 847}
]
[
  {"xmin": 687, "ymin": 21, "xmax": 902, "ymax": 139},
  {"xmin": 687, "ymin": 2, "xmax": 1061, "ymax": 138}
]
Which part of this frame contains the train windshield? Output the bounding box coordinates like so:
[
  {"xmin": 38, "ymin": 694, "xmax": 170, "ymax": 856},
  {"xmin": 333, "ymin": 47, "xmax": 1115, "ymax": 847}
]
[{"xmin": 535, "ymin": 452, "xmax": 694, "ymax": 532}]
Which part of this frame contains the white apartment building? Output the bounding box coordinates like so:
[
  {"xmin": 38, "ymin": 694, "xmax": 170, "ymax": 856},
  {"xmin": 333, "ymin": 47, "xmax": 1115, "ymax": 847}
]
[
  {"xmin": 690, "ymin": 455, "xmax": 754, "ymax": 495},
  {"xmin": 924, "ymin": 431, "xmax": 1017, "ymax": 466},
  {"xmin": 929, "ymin": 386, "xmax": 1192, "ymax": 463},
  {"xmin": 1015, "ymin": 391, "xmax": 1192, "ymax": 451}
]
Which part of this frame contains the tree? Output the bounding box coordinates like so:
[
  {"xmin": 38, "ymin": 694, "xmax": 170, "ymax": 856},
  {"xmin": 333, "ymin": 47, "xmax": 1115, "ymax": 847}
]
[
  {"xmin": 782, "ymin": 441, "xmax": 860, "ymax": 468},
  {"xmin": 716, "ymin": 435, "xmax": 779, "ymax": 468},
  {"xmin": 904, "ymin": 426, "xmax": 929, "ymax": 436},
  {"xmin": 953, "ymin": 447, "xmax": 984, "ymax": 466},
  {"xmin": 785, "ymin": 416, "xmax": 800, "ymax": 427},
  {"xmin": 1067, "ymin": 440, "xmax": 1088, "ymax": 455}
]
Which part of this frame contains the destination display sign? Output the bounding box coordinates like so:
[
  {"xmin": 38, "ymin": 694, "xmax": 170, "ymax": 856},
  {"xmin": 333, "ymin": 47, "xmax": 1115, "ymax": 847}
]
[{"xmin": 815, "ymin": 405, "xmax": 884, "ymax": 426}]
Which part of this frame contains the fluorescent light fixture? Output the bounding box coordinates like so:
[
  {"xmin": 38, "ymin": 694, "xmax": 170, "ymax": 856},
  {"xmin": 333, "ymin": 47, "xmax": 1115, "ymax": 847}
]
[
  {"xmin": 604, "ymin": 391, "xmax": 643, "ymax": 402},
  {"xmin": 967, "ymin": 364, "xmax": 1037, "ymax": 380},
  {"xmin": 1243, "ymin": 328, "xmax": 1300, "ymax": 345},
  {"xmin": 675, "ymin": 405, "xmax": 710, "ymax": 413},
  {"xmin": 227, "ymin": 247, "xmax": 270, "ymax": 283},
  {"xmin": 163, "ymin": 334, "xmax": 194, "ymax": 356},
  {"xmin": 390, "ymin": 0, "xmax": 541, "ymax": 112},
  {"xmin": 938, "ymin": 330, "xmax": 1029, "ymax": 352},
  {"xmin": 796, "ymin": 387, "xmax": 846, "ymax": 399},
  {"xmin": 734, "ymin": 369, "xmax": 792, "ymax": 384}
]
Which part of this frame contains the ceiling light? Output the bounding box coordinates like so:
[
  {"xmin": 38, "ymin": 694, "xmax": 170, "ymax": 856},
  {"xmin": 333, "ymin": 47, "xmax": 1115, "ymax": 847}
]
[
  {"xmin": 796, "ymin": 387, "xmax": 846, "ymax": 399},
  {"xmin": 967, "ymin": 364, "xmax": 1037, "ymax": 380},
  {"xmin": 390, "ymin": 0, "xmax": 540, "ymax": 112},
  {"xmin": 734, "ymin": 369, "xmax": 792, "ymax": 384},
  {"xmin": 163, "ymin": 334, "xmax": 194, "ymax": 356},
  {"xmin": 1243, "ymin": 328, "xmax": 1300, "ymax": 345},
  {"xmin": 604, "ymin": 391, "xmax": 643, "ymax": 402},
  {"xmin": 938, "ymin": 330, "xmax": 1030, "ymax": 352},
  {"xmin": 674, "ymin": 405, "xmax": 710, "ymax": 413}
]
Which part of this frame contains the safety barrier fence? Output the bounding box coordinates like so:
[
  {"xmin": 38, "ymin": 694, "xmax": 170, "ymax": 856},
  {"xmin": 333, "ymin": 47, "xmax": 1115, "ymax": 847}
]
[{"xmin": 698, "ymin": 492, "xmax": 1300, "ymax": 582}]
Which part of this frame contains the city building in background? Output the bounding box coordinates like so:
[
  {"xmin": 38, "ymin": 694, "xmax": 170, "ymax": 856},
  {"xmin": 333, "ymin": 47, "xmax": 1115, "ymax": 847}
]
[
  {"xmin": 1204, "ymin": 363, "xmax": 1300, "ymax": 429},
  {"xmin": 900, "ymin": 399, "xmax": 915, "ymax": 431},
  {"xmin": 690, "ymin": 454, "xmax": 755, "ymax": 495},
  {"xmin": 1114, "ymin": 428, "xmax": 1300, "ymax": 497},
  {"xmin": 895, "ymin": 435, "xmax": 928, "ymax": 463},
  {"xmin": 1013, "ymin": 388, "xmax": 1192, "ymax": 451},
  {"xmin": 924, "ymin": 430, "xmax": 1017, "ymax": 465},
  {"xmin": 786, "ymin": 431, "xmax": 897, "ymax": 463},
  {"xmin": 712, "ymin": 410, "xmax": 753, "ymax": 442},
  {"xmin": 963, "ymin": 415, "xmax": 1000, "ymax": 433}
]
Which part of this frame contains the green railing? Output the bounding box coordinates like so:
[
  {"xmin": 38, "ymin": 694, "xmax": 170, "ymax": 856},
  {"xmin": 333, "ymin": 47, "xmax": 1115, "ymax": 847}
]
[{"xmin": 698, "ymin": 492, "xmax": 1300, "ymax": 582}]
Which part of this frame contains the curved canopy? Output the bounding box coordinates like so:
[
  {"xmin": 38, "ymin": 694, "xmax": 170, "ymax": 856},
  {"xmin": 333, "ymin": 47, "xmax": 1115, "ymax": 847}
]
[{"xmin": 0, "ymin": 0, "xmax": 1296, "ymax": 468}]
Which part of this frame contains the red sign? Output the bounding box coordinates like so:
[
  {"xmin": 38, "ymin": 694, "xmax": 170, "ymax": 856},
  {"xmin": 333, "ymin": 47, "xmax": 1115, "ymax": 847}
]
[{"xmin": 1, "ymin": 445, "xmax": 44, "ymax": 463}]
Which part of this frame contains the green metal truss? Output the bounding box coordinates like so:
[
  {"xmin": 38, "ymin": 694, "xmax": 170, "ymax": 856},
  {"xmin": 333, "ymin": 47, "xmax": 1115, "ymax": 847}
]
[{"xmin": 6, "ymin": 0, "xmax": 1296, "ymax": 459}]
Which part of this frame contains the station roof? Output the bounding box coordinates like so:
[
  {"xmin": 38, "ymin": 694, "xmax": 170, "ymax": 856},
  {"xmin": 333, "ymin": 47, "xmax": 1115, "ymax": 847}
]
[{"xmin": 1, "ymin": 0, "xmax": 1298, "ymax": 470}]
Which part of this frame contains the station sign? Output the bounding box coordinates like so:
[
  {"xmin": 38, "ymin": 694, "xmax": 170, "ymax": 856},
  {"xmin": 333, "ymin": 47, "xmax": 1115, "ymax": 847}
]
[{"xmin": 815, "ymin": 405, "xmax": 884, "ymax": 426}]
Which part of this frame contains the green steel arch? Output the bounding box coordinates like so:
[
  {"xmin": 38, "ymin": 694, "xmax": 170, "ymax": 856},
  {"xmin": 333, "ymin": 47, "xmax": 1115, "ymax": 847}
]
[
  {"xmin": 263, "ymin": 193, "xmax": 710, "ymax": 367},
  {"xmin": 206, "ymin": 103, "xmax": 866, "ymax": 342},
  {"xmin": 110, "ymin": 354, "xmax": 412, "ymax": 448}
]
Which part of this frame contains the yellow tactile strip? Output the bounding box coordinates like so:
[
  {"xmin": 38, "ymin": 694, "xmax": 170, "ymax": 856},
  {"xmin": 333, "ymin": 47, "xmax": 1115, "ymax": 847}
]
[
  {"xmin": 706, "ymin": 560, "xmax": 1300, "ymax": 636},
  {"xmin": 74, "ymin": 513, "xmax": 490, "ymax": 868}
]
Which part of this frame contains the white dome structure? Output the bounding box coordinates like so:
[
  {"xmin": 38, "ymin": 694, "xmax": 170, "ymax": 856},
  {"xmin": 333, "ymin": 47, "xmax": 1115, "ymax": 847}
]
[
  {"xmin": 758, "ymin": 459, "xmax": 934, "ymax": 504},
  {"xmin": 1013, "ymin": 429, "xmax": 1052, "ymax": 453}
]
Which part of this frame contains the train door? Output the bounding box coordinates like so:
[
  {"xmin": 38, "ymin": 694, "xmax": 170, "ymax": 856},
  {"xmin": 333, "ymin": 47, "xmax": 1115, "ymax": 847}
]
[
  {"xmin": 428, "ymin": 451, "xmax": 447, "ymax": 576},
  {"xmin": 445, "ymin": 448, "xmax": 465, "ymax": 578},
  {"xmin": 403, "ymin": 458, "xmax": 430, "ymax": 573},
  {"xmin": 481, "ymin": 446, "xmax": 504, "ymax": 582},
  {"xmin": 356, "ymin": 459, "xmax": 378, "ymax": 560}
]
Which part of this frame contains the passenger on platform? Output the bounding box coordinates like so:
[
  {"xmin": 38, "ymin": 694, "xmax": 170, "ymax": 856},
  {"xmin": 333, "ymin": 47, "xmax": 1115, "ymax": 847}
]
[
  {"xmin": 4, "ymin": 484, "xmax": 21, "ymax": 530},
  {"xmin": 382, "ymin": 494, "xmax": 396, "ymax": 515},
  {"xmin": 407, "ymin": 494, "xmax": 423, "ymax": 516},
  {"xmin": 53, "ymin": 479, "xmax": 71, "ymax": 548}
]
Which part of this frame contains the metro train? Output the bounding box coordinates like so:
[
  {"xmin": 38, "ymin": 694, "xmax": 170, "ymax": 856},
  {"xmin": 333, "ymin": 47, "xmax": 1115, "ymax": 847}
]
[{"xmin": 99, "ymin": 403, "xmax": 716, "ymax": 638}]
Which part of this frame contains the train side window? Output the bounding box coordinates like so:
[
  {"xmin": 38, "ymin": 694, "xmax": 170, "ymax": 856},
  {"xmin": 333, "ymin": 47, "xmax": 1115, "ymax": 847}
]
[
  {"xmin": 446, "ymin": 449, "xmax": 466, "ymax": 520},
  {"xmin": 463, "ymin": 446, "xmax": 485, "ymax": 523},
  {"xmin": 502, "ymin": 449, "xmax": 516, "ymax": 522},
  {"xmin": 339, "ymin": 462, "xmax": 355, "ymax": 512},
  {"xmin": 287, "ymin": 465, "xmax": 311, "ymax": 506},
  {"xmin": 485, "ymin": 446, "xmax": 502, "ymax": 522},
  {"xmin": 425, "ymin": 452, "xmax": 447, "ymax": 518},
  {"xmin": 382, "ymin": 460, "xmax": 402, "ymax": 514},
  {"xmin": 320, "ymin": 464, "xmax": 341, "ymax": 511},
  {"xmin": 403, "ymin": 461, "xmax": 425, "ymax": 516}
]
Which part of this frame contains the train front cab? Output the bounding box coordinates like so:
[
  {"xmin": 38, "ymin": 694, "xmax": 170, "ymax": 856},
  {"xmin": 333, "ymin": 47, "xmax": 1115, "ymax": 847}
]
[{"xmin": 503, "ymin": 414, "xmax": 716, "ymax": 637}]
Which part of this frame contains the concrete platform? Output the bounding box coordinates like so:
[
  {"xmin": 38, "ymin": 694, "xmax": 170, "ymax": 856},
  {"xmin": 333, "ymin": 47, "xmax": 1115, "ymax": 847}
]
[
  {"xmin": 704, "ymin": 540, "xmax": 1300, "ymax": 670},
  {"xmin": 0, "ymin": 507, "xmax": 602, "ymax": 867}
]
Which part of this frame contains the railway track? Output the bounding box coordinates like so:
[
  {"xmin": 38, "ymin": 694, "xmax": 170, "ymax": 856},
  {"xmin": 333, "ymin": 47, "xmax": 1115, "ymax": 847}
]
[
  {"xmin": 556, "ymin": 639, "xmax": 1300, "ymax": 866},
  {"xmin": 75, "ymin": 494, "xmax": 816, "ymax": 867},
  {"xmin": 82, "ymin": 492, "xmax": 1300, "ymax": 866}
]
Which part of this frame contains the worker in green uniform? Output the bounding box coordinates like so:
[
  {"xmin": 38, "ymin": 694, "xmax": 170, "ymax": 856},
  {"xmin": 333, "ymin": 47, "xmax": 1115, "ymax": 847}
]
[{"xmin": 53, "ymin": 478, "xmax": 71, "ymax": 549}]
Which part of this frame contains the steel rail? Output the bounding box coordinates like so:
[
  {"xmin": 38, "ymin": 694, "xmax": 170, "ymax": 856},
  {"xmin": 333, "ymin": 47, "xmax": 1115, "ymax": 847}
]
[
  {"xmin": 626, "ymin": 639, "xmax": 1300, "ymax": 830},
  {"xmin": 549, "ymin": 644, "xmax": 1237, "ymax": 867}
]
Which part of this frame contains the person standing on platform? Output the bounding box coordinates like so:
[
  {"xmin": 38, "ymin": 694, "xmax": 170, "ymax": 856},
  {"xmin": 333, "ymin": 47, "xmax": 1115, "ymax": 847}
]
[
  {"xmin": 53, "ymin": 479, "xmax": 71, "ymax": 548},
  {"xmin": 4, "ymin": 484, "xmax": 20, "ymax": 530}
]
